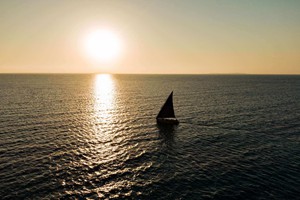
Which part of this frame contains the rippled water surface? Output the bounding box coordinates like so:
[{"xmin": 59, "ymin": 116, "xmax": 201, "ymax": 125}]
[{"xmin": 0, "ymin": 74, "xmax": 299, "ymax": 199}]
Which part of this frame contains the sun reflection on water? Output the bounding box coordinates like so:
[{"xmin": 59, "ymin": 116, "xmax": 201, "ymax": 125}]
[{"xmin": 93, "ymin": 74, "xmax": 116, "ymax": 125}]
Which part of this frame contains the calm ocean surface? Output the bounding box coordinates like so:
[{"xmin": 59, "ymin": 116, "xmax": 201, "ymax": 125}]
[{"xmin": 0, "ymin": 74, "xmax": 299, "ymax": 199}]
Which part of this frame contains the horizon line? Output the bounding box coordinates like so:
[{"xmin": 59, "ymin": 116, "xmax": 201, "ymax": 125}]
[{"xmin": 0, "ymin": 72, "xmax": 300, "ymax": 75}]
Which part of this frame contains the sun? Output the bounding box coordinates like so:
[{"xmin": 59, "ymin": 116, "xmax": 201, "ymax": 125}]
[{"xmin": 83, "ymin": 29, "xmax": 123, "ymax": 63}]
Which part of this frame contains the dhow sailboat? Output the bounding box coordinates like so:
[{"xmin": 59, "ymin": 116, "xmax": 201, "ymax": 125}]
[{"xmin": 156, "ymin": 91, "xmax": 179, "ymax": 125}]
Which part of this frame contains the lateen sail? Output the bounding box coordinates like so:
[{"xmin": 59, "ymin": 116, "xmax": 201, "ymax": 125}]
[{"xmin": 156, "ymin": 91, "xmax": 176, "ymax": 119}]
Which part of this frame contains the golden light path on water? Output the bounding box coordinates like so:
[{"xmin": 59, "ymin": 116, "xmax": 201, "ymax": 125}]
[
  {"xmin": 92, "ymin": 74, "xmax": 117, "ymax": 155},
  {"xmin": 93, "ymin": 74, "xmax": 115, "ymax": 125},
  {"xmin": 91, "ymin": 74, "xmax": 137, "ymax": 196},
  {"xmin": 67, "ymin": 74, "xmax": 155, "ymax": 197}
]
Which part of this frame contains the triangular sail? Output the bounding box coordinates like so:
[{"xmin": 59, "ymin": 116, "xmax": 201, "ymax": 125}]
[{"xmin": 156, "ymin": 91, "xmax": 176, "ymax": 119}]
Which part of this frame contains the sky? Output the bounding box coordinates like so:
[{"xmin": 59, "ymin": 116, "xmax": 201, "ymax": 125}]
[{"xmin": 0, "ymin": 0, "xmax": 299, "ymax": 74}]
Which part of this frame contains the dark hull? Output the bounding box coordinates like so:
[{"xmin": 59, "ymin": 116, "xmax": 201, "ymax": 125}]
[{"xmin": 156, "ymin": 118, "xmax": 179, "ymax": 125}]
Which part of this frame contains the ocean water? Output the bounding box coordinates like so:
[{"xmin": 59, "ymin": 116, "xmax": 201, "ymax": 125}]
[{"xmin": 0, "ymin": 74, "xmax": 299, "ymax": 199}]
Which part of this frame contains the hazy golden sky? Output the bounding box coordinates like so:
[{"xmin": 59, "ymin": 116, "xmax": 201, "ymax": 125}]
[{"xmin": 0, "ymin": 0, "xmax": 299, "ymax": 74}]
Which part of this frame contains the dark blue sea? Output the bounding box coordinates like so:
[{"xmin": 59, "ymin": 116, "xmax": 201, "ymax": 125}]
[{"xmin": 0, "ymin": 74, "xmax": 299, "ymax": 199}]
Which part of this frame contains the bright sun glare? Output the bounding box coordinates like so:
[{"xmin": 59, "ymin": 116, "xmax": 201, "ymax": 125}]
[{"xmin": 84, "ymin": 29, "xmax": 122, "ymax": 63}]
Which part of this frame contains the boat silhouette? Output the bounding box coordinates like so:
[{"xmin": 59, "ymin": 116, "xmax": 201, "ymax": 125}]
[{"xmin": 156, "ymin": 91, "xmax": 179, "ymax": 125}]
